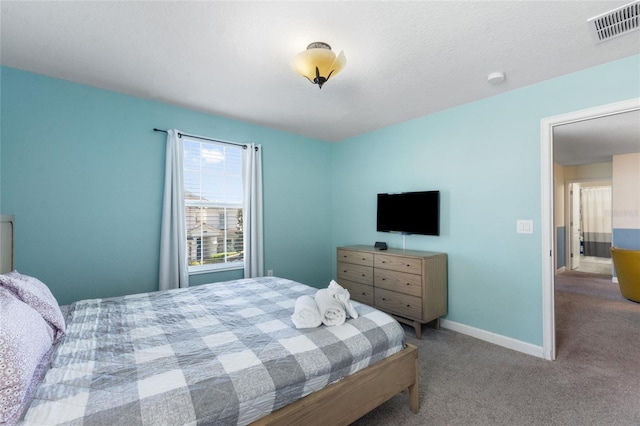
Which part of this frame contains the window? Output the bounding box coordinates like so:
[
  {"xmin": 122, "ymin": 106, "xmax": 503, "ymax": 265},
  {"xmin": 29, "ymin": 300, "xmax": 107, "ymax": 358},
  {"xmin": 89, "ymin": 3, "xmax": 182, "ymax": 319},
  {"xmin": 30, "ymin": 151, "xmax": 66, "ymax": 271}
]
[{"xmin": 183, "ymin": 138, "xmax": 244, "ymax": 273}]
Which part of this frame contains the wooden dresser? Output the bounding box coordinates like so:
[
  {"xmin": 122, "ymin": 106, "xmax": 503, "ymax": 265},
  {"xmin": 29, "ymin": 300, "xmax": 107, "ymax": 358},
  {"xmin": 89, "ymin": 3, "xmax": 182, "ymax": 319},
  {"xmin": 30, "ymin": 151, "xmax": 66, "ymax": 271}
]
[{"xmin": 337, "ymin": 245, "xmax": 447, "ymax": 338}]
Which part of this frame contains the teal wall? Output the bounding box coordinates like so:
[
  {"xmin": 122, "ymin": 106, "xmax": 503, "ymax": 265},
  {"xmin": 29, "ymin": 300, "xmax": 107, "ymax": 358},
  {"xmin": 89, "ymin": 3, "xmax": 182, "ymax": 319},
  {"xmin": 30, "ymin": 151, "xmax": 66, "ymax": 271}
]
[
  {"xmin": 2, "ymin": 55, "xmax": 639, "ymax": 345},
  {"xmin": 331, "ymin": 55, "xmax": 640, "ymax": 346},
  {"xmin": 0, "ymin": 67, "xmax": 333, "ymax": 304}
]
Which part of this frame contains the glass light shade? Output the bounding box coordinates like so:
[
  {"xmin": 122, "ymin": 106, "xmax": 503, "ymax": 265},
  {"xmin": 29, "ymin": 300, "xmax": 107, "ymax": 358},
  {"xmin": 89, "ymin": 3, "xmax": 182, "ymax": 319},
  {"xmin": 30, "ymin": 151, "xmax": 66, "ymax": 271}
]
[{"xmin": 291, "ymin": 44, "xmax": 346, "ymax": 88}]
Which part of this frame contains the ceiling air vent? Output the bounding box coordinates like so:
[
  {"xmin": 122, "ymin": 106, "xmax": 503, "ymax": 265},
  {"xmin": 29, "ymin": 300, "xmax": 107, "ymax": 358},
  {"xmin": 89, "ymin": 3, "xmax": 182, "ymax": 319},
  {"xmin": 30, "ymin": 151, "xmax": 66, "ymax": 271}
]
[{"xmin": 588, "ymin": 1, "xmax": 640, "ymax": 43}]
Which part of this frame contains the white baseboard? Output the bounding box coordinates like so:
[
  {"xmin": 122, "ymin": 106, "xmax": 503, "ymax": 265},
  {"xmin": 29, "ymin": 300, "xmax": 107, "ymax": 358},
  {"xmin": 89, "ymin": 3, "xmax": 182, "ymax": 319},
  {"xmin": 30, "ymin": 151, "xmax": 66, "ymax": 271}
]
[
  {"xmin": 555, "ymin": 266, "xmax": 566, "ymax": 273},
  {"xmin": 440, "ymin": 319, "xmax": 545, "ymax": 359},
  {"xmin": 613, "ymin": 277, "xmax": 618, "ymax": 284}
]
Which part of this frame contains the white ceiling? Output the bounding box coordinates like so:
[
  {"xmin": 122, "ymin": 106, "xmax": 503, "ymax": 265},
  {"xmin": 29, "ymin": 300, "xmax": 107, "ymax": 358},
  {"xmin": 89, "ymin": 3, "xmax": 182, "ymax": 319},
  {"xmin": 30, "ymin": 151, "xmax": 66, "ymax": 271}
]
[
  {"xmin": 1, "ymin": 1, "xmax": 639, "ymax": 150},
  {"xmin": 554, "ymin": 110, "xmax": 640, "ymax": 166}
]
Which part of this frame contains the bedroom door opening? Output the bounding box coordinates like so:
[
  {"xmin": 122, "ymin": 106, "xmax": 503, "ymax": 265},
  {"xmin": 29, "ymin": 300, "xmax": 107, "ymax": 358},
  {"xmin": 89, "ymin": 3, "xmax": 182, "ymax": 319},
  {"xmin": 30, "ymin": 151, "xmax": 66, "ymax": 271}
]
[
  {"xmin": 568, "ymin": 182, "xmax": 613, "ymax": 275},
  {"xmin": 570, "ymin": 183, "xmax": 581, "ymax": 271},
  {"xmin": 540, "ymin": 97, "xmax": 640, "ymax": 361}
]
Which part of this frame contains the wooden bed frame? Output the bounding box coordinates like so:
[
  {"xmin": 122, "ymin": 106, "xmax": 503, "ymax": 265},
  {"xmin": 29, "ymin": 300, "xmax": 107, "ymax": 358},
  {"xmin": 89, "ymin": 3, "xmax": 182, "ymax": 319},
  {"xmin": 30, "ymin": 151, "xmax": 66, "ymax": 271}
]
[{"xmin": 252, "ymin": 343, "xmax": 419, "ymax": 425}]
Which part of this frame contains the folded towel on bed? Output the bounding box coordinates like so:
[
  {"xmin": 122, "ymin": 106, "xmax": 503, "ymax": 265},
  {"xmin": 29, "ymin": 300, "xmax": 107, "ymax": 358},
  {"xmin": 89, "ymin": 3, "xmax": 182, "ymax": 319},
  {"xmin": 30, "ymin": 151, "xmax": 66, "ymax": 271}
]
[
  {"xmin": 328, "ymin": 280, "xmax": 359, "ymax": 319},
  {"xmin": 314, "ymin": 289, "xmax": 346, "ymax": 326},
  {"xmin": 291, "ymin": 295, "xmax": 322, "ymax": 329}
]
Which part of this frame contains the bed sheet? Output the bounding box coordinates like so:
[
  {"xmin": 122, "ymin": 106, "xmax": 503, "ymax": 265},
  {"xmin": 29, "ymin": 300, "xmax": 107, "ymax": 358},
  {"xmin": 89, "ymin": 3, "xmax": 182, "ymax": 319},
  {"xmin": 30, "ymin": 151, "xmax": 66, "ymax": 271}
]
[{"xmin": 21, "ymin": 277, "xmax": 405, "ymax": 425}]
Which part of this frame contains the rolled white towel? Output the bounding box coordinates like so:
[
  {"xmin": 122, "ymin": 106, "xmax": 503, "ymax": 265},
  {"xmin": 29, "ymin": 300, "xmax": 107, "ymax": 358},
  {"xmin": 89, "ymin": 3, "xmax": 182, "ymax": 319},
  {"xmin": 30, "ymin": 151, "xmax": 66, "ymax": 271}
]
[
  {"xmin": 315, "ymin": 289, "xmax": 346, "ymax": 327},
  {"xmin": 291, "ymin": 295, "xmax": 322, "ymax": 329},
  {"xmin": 328, "ymin": 280, "xmax": 359, "ymax": 319}
]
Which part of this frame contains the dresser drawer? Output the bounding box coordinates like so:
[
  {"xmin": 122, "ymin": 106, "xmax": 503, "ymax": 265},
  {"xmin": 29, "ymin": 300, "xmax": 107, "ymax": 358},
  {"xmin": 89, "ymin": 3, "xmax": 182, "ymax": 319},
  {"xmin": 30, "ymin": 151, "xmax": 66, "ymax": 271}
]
[
  {"xmin": 375, "ymin": 254, "xmax": 422, "ymax": 275},
  {"xmin": 374, "ymin": 269, "xmax": 422, "ymax": 297},
  {"xmin": 337, "ymin": 249, "xmax": 374, "ymax": 267},
  {"xmin": 375, "ymin": 288, "xmax": 422, "ymax": 320},
  {"xmin": 338, "ymin": 262, "xmax": 373, "ymax": 285},
  {"xmin": 338, "ymin": 279, "xmax": 374, "ymax": 305}
]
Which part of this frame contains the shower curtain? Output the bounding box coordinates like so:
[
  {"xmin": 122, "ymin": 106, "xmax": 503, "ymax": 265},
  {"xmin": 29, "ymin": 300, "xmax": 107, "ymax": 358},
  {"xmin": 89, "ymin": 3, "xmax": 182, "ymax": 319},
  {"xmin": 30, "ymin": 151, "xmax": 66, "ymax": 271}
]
[{"xmin": 581, "ymin": 186, "xmax": 612, "ymax": 258}]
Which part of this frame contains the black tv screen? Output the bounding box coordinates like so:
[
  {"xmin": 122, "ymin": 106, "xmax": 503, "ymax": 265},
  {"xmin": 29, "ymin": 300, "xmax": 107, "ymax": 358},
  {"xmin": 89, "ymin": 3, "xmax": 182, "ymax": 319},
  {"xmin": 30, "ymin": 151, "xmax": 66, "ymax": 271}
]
[{"xmin": 377, "ymin": 191, "xmax": 440, "ymax": 236}]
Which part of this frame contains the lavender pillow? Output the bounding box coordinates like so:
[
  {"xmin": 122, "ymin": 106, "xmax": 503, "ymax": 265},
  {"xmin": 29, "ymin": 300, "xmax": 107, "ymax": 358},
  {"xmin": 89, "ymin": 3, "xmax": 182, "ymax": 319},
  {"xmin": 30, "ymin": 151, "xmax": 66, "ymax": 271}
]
[
  {"xmin": 0, "ymin": 288, "xmax": 54, "ymax": 423},
  {"xmin": 0, "ymin": 271, "xmax": 66, "ymax": 341}
]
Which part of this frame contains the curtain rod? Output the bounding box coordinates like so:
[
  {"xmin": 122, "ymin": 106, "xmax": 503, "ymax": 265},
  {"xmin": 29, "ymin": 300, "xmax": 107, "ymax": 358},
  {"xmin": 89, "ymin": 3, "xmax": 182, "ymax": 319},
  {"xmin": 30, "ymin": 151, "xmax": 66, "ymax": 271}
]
[{"xmin": 153, "ymin": 128, "xmax": 254, "ymax": 150}]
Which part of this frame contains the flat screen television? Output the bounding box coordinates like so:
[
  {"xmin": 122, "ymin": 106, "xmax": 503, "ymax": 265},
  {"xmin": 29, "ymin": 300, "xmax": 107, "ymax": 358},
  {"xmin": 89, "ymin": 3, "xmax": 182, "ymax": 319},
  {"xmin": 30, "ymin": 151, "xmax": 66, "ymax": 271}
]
[{"xmin": 377, "ymin": 191, "xmax": 440, "ymax": 236}]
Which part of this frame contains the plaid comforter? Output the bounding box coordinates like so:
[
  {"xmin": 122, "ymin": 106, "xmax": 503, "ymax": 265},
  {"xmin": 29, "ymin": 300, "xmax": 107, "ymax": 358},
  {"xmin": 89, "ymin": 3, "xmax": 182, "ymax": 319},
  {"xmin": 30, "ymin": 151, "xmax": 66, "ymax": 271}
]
[{"xmin": 22, "ymin": 277, "xmax": 405, "ymax": 425}]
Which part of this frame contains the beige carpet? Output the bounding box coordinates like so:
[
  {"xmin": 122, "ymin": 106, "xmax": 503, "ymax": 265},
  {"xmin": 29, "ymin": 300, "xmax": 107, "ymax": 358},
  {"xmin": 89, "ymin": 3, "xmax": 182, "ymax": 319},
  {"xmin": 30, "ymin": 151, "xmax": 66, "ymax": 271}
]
[{"xmin": 351, "ymin": 272, "xmax": 640, "ymax": 425}]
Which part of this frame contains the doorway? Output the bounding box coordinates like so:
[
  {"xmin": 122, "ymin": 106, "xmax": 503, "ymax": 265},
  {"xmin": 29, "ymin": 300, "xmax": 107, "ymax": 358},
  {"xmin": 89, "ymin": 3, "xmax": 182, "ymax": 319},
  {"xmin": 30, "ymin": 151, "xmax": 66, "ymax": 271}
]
[
  {"xmin": 567, "ymin": 182, "xmax": 613, "ymax": 275},
  {"xmin": 540, "ymin": 98, "xmax": 640, "ymax": 361}
]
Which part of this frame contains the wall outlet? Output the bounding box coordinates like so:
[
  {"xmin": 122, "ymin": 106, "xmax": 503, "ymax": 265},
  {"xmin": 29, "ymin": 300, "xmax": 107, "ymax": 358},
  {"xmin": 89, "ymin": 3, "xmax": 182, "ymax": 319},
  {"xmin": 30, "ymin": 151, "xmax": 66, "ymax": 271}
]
[{"xmin": 267, "ymin": 269, "xmax": 273, "ymax": 276}]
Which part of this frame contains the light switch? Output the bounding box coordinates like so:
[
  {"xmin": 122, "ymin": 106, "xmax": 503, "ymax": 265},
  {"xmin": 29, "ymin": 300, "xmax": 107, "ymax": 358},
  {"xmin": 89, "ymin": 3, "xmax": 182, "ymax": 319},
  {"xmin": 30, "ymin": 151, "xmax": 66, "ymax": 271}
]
[{"xmin": 517, "ymin": 220, "xmax": 533, "ymax": 234}]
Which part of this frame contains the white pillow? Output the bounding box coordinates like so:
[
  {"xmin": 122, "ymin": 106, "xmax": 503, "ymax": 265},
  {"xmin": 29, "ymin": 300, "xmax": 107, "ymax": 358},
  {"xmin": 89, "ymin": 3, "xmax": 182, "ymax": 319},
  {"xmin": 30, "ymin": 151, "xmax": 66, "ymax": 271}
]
[
  {"xmin": 0, "ymin": 288, "xmax": 54, "ymax": 422},
  {"xmin": 0, "ymin": 271, "xmax": 65, "ymax": 341}
]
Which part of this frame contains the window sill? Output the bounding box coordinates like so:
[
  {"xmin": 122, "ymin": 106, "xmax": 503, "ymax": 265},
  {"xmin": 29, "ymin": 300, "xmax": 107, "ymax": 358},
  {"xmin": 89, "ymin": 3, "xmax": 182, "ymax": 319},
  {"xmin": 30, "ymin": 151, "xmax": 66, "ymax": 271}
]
[{"xmin": 188, "ymin": 262, "xmax": 244, "ymax": 275}]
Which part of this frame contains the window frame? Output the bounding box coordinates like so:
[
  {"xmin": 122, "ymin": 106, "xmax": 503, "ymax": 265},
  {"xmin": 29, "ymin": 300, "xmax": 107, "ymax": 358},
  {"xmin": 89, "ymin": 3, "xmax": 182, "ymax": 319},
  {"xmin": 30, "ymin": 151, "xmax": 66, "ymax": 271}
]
[{"xmin": 183, "ymin": 138, "xmax": 244, "ymax": 275}]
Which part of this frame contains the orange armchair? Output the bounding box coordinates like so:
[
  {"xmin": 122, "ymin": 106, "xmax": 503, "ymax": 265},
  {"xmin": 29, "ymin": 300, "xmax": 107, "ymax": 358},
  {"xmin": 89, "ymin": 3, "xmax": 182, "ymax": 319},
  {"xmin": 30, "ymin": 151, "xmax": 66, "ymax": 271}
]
[{"xmin": 610, "ymin": 247, "xmax": 640, "ymax": 303}]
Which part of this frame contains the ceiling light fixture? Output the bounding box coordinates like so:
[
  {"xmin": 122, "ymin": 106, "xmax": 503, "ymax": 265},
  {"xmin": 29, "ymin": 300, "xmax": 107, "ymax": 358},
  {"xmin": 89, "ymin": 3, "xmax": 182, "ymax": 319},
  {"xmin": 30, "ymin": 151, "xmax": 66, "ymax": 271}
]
[{"xmin": 291, "ymin": 42, "xmax": 346, "ymax": 89}]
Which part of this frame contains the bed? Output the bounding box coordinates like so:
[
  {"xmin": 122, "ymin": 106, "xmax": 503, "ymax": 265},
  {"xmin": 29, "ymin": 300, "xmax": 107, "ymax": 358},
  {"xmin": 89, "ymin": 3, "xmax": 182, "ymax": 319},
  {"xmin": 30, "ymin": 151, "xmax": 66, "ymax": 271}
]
[{"xmin": 2, "ymin": 275, "xmax": 418, "ymax": 425}]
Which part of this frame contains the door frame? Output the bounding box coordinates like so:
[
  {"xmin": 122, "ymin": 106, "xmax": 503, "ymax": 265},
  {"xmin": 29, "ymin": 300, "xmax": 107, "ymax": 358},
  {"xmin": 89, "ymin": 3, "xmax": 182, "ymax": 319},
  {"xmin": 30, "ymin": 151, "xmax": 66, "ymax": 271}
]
[
  {"xmin": 565, "ymin": 179, "xmax": 613, "ymax": 271},
  {"xmin": 569, "ymin": 182, "xmax": 582, "ymax": 271},
  {"xmin": 540, "ymin": 97, "xmax": 640, "ymax": 361}
]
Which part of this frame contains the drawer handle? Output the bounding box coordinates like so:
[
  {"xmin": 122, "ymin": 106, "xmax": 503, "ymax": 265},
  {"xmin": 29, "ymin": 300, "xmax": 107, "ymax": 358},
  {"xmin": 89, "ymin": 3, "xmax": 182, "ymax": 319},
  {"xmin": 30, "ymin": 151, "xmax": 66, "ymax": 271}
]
[
  {"xmin": 406, "ymin": 264, "xmax": 411, "ymax": 267},
  {"xmin": 381, "ymin": 261, "xmax": 386, "ymax": 263},
  {"xmin": 382, "ymin": 297, "xmax": 386, "ymax": 301},
  {"xmin": 382, "ymin": 278, "xmax": 386, "ymax": 281},
  {"xmin": 361, "ymin": 292, "xmax": 366, "ymax": 295},
  {"xmin": 406, "ymin": 282, "xmax": 410, "ymax": 286},
  {"xmin": 406, "ymin": 304, "xmax": 411, "ymax": 307},
  {"xmin": 362, "ymin": 274, "xmax": 365, "ymax": 276},
  {"xmin": 362, "ymin": 257, "xmax": 366, "ymax": 260}
]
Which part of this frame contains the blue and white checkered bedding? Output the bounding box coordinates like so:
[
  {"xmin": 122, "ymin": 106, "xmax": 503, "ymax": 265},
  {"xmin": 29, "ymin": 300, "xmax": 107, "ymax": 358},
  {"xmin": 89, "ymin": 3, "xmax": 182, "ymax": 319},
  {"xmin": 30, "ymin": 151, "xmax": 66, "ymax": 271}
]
[{"xmin": 21, "ymin": 277, "xmax": 405, "ymax": 425}]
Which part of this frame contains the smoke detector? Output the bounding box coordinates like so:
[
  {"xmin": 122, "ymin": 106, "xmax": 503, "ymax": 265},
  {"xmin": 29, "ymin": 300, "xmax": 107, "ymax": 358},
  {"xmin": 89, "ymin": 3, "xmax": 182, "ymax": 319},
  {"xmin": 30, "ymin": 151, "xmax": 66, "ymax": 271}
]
[
  {"xmin": 487, "ymin": 72, "xmax": 506, "ymax": 85},
  {"xmin": 588, "ymin": 1, "xmax": 640, "ymax": 43}
]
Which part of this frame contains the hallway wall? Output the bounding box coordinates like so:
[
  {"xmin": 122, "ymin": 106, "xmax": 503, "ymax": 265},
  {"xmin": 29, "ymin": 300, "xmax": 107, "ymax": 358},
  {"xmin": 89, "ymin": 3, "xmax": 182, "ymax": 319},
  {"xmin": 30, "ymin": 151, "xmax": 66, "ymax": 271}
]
[{"xmin": 612, "ymin": 153, "xmax": 640, "ymax": 258}]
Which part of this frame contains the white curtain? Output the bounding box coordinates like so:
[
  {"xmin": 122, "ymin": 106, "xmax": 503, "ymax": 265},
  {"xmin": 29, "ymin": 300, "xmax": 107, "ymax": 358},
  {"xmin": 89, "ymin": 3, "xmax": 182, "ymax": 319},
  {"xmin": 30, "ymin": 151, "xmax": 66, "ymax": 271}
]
[
  {"xmin": 582, "ymin": 186, "xmax": 612, "ymax": 258},
  {"xmin": 243, "ymin": 144, "xmax": 264, "ymax": 278},
  {"xmin": 159, "ymin": 129, "xmax": 189, "ymax": 290}
]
